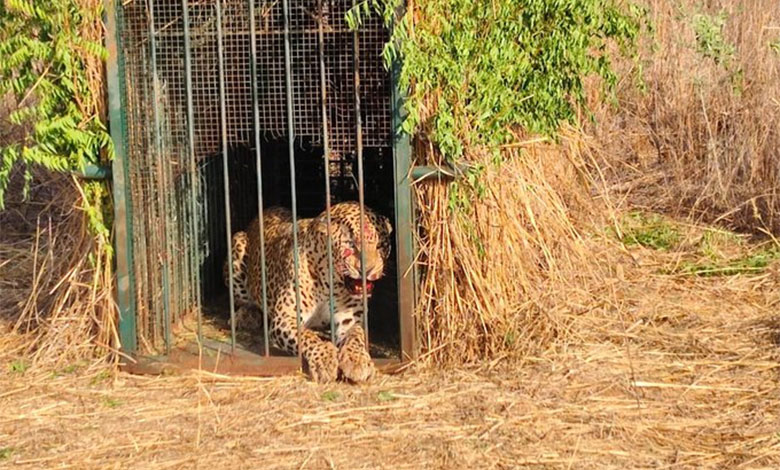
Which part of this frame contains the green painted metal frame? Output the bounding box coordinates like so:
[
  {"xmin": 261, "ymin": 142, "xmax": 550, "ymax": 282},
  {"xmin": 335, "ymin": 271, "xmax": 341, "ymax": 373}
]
[
  {"xmin": 391, "ymin": 31, "xmax": 417, "ymax": 362},
  {"xmin": 105, "ymin": 0, "xmax": 138, "ymax": 355}
]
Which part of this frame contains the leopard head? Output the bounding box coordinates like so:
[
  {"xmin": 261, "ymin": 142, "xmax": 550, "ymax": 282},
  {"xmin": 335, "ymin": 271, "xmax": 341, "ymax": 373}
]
[{"xmin": 315, "ymin": 202, "xmax": 393, "ymax": 299}]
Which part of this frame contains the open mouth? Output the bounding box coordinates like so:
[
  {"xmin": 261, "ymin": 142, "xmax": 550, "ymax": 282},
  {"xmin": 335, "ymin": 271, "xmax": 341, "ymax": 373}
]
[{"xmin": 344, "ymin": 276, "xmax": 374, "ymax": 297}]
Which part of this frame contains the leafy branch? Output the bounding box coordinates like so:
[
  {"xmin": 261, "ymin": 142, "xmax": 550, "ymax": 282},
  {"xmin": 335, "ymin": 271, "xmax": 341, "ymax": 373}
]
[
  {"xmin": 0, "ymin": 0, "xmax": 112, "ymax": 239},
  {"xmin": 348, "ymin": 0, "xmax": 644, "ymax": 161}
]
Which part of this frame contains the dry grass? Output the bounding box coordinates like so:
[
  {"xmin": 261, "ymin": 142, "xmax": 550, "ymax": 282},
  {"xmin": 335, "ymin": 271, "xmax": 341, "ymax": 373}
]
[
  {"xmin": 0, "ymin": 0, "xmax": 116, "ymax": 366},
  {"xmin": 413, "ymin": 128, "xmax": 612, "ymax": 363},
  {"xmin": 0, "ymin": 167, "xmax": 117, "ymax": 366},
  {"xmin": 1, "ymin": 234, "xmax": 778, "ymax": 469},
  {"xmin": 591, "ymin": 0, "xmax": 780, "ymax": 234}
]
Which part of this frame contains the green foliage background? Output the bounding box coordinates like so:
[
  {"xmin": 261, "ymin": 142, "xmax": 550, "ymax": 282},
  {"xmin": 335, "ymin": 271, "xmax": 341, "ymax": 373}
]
[{"xmin": 0, "ymin": 0, "xmax": 112, "ymax": 240}]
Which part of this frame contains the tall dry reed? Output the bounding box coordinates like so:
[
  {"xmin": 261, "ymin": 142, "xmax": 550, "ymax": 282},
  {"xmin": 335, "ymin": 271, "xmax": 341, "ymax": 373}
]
[
  {"xmin": 412, "ymin": 129, "xmax": 614, "ymax": 363},
  {"xmin": 591, "ymin": 0, "xmax": 780, "ymax": 234},
  {"xmin": 0, "ymin": 168, "xmax": 118, "ymax": 366}
]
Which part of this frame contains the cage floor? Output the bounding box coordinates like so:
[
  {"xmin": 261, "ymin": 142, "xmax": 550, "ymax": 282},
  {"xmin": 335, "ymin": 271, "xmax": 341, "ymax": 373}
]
[{"xmin": 171, "ymin": 294, "xmax": 400, "ymax": 360}]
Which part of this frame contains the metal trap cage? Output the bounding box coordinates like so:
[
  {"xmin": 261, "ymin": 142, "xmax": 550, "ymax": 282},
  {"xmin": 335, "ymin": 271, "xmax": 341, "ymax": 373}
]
[{"xmin": 105, "ymin": 0, "xmax": 416, "ymax": 374}]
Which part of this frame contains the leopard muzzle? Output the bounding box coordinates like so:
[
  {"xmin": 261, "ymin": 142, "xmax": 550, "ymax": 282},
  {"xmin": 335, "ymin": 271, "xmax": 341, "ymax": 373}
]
[{"xmin": 344, "ymin": 276, "xmax": 375, "ymax": 298}]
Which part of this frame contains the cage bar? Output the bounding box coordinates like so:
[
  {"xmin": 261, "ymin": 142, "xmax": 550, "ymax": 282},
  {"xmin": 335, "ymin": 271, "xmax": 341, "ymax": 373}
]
[
  {"xmin": 146, "ymin": 0, "xmax": 173, "ymax": 354},
  {"xmin": 352, "ymin": 0, "xmax": 369, "ymax": 346},
  {"xmin": 317, "ymin": 0, "xmax": 337, "ymax": 344},
  {"xmin": 180, "ymin": 0, "xmax": 203, "ymax": 341},
  {"xmin": 216, "ymin": 0, "xmax": 238, "ymax": 352},
  {"xmin": 282, "ymin": 0, "xmax": 305, "ymax": 365},
  {"xmin": 248, "ymin": 0, "xmax": 271, "ymax": 357}
]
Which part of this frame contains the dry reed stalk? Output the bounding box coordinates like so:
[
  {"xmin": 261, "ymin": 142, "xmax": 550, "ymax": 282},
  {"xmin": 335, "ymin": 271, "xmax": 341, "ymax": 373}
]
[
  {"xmin": 0, "ymin": 168, "xmax": 118, "ymax": 367},
  {"xmin": 590, "ymin": 0, "xmax": 780, "ymax": 234},
  {"xmin": 413, "ymin": 127, "xmax": 616, "ymax": 363},
  {"xmin": 77, "ymin": 0, "xmax": 108, "ymax": 125}
]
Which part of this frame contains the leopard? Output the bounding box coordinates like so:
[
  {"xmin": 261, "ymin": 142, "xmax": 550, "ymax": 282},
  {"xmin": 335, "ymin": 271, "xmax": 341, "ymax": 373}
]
[{"xmin": 223, "ymin": 201, "xmax": 393, "ymax": 383}]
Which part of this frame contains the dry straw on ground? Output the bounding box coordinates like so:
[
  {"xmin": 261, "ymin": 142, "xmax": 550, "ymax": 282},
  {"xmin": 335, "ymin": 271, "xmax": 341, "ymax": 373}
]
[
  {"xmin": 0, "ymin": 168, "xmax": 117, "ymax": 366},
  {"xmin": 1, "ymin": 240, "xmax": 778, "ymax": 469}
]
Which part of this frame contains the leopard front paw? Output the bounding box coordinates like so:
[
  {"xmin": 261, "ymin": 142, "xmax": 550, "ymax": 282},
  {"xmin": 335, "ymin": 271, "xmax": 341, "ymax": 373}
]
[
  {"xmin": 234, "ymin": 304, "xmax": 260, "ymax": 332},
  {"xmin": 303, "ymin": 341, "xmax": 339, "ymax": 384},
  {"xmin": 338, "ymin": 341, "xmax": 376, "ymax": 384}
]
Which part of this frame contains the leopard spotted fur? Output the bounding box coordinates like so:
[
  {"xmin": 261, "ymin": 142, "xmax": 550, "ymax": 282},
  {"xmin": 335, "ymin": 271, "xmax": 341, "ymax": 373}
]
[{"xmin": 223, "ymin": 201, "xmax": 392, "ymax": 383}]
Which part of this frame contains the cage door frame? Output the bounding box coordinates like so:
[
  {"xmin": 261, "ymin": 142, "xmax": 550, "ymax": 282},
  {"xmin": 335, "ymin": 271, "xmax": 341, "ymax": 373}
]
[{"xmin": 105, "ymin": 0, "xmax": 417, "ymax": 368}]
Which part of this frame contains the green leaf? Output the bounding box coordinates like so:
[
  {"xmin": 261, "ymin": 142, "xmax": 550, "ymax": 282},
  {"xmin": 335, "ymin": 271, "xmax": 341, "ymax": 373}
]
[
  {"xmin": 377, "ymin": 390, "xmax": 398, "ymax": 402},
  {"xmin": 9, "ymin": 360, "xmax": 28, "ymax": 374},
  {"xmin": 0, "ymin": 0, "xmax": 111, "ymax": 229}
]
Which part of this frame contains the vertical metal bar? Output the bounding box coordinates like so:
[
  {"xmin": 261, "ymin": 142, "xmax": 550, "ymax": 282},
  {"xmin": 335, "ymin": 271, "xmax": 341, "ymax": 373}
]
[
  {"xmin": 146, "ymin": 0, "xmax": 172, "ymax": 355},
  {"xmin": 128, "ymin": 70, "xmax": 151, "ymax": 347},
  {"xmin": 105, "ymin": 0, "xmax": 138, "ymax": 355},
  {"xmin": 317, "ymin": 0, "xmax": 336, "ymax": 344},
  {"xmin": 352, "ymin": 3, "xmax": 369, "ymax": 350},
  {"xmin": 248, "ymin": 0, "xmax": 271, "ymax": 357},
  {"xmin": 215, "ymin": 0, "xmax": 237, "ymax": 352},
  {"xmin": 138, "ymin": 66, "xmax": 161, "ymax": 349},
  {"xmin": 181, "ymin": 0, "xmax": 202, "ymax": 342},
  {"xmin": 390, "ymin": 8, "xmax": 417, "ymax": 361},
  {"xmin": 282, "ymin": 0, "xmax": 304, "ymax": 362}
]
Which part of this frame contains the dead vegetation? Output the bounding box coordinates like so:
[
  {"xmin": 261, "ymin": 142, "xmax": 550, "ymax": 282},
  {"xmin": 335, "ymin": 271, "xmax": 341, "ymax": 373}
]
[
  {"xmin": 0, "ymin": 0, "xmax": 117, "ymax": 366},
  {"xmin": 411, "ymin": 0, "xmax": 780, "ymax": 363},
  {"xmin": 413, "ymin": 129, "xmax": 606, "ymax": 363},
  {"xmin": 592, "ymin": 0, "xmax": 780, "ymax": 234},
  {"xmin": 0, "ymin": 167, "xmax": 117, "ymax": 366},
  {"xmin": 1, "ymin": 235, "xmax": 778, "ymax": 468}
]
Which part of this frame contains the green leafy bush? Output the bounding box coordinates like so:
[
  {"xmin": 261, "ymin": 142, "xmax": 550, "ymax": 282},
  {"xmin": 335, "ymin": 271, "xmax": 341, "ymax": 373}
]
[
  {"xmin": 0, "ymin": 0, "xmax": 112, "ymax": 227},
  {"xmin": 673, "ymin": 247, "xmax": 780, "ymax": 277},
  {"xmin": 618, "ymin": 211, "xmax": 682, "ymax": 250},
  {"xmin": 691, "ymin": 10, "xmax": 734, "ymax": 65},
  {"xmin": 350, "ymin": 0, "xmax": 644, "ymax": 161}
]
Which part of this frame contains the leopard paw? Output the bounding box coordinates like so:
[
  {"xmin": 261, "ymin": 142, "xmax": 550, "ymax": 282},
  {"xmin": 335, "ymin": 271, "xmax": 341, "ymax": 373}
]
[
  {"xmin": 303, "ymin": 340, "xmax": 339, "ymax": 384},
  {"xmin": 338, "ymin": 337, "xmax": 376, "ymax": 383},
  {"xmin": 234, "ymin": 304, "xmax": 260, "ymax": 332}
]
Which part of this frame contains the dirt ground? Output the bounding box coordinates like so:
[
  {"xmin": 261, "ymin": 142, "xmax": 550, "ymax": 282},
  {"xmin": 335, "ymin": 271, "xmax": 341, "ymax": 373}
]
[{"xmin": 1, "ymin": 224, "xmax": 780, "ymax": 469}]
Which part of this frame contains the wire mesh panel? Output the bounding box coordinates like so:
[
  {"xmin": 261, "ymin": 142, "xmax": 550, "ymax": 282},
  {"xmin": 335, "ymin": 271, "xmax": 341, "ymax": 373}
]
[
  {"xmin": 113, "ymin": 0, "xmax": 401, "ymax": 361},
  {"xmin": 140, "ymin": 0, "xmax": 390, "ymax": 158},
  {"xmin": 115, "ymin": 0, "xmax": 205, "ymax": 354}
]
